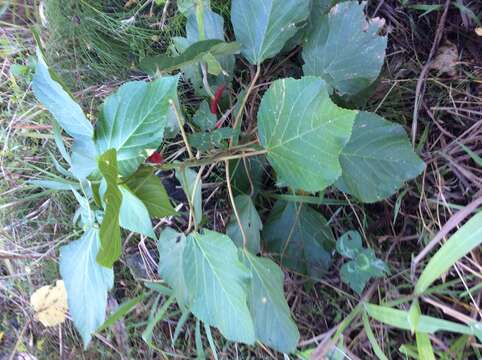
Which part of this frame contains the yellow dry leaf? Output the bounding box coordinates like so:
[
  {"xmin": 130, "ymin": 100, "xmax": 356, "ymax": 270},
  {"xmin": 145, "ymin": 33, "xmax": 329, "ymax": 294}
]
[
  {"xmin": 30, "ymin": 280, "xmax": 68, "ymax": 327},
  {"xmin": 476, "ymin": 27, "xmax": 482, "ymax": 37}
]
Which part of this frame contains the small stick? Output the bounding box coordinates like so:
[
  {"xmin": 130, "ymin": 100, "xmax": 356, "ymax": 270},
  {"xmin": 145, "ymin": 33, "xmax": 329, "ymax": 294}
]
[
  {"xmin": 225, "ymin": 160, "xmax": 247, "ymax": 248},
  {"xmin": 411, "ymin": 0, "xmax": 451, "ymax": 146},
  {"xmin": 170, "ymin": 100, "xmax": 194, "ymax": 159}
]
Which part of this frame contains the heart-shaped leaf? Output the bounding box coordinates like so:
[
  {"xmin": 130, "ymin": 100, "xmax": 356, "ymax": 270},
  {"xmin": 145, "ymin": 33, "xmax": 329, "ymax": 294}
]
[{"xmin": 258, "ymin": 77, "xmax": 357, "ymax": 192}]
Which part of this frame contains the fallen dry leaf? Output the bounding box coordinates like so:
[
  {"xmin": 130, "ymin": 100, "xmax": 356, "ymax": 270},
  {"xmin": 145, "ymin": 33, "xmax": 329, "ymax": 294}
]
[
  {"xmin": 430, "ymin": 42, "xmax": 459, "ymax": 76},
  {"xmin": 30, "ymin": 280, "xmax": 68, "ymax": 327},
  {"xmin": 476, "ymin": 27, "xmax": 482, "ymax": 36}
]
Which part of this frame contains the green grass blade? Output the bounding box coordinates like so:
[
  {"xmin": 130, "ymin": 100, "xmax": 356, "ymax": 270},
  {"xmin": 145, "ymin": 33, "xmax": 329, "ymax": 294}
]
[
  {"xmin": 362, "ymin": 312, "xmax": 389, "ymax": 360},
  {"xmin": 97, "ymin": 293, "xmax": 147, "ymax": 332},
  {"xmin": 415, "ymin": 212, "xmax": 482, "ymax": 295},
  {"xmin": 415, "ymin": 332, "xmax": 435, "ymax": 360}
]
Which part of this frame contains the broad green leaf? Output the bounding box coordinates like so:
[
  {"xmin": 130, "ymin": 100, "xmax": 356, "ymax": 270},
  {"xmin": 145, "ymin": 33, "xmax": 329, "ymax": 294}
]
[
  {"xmin": 32, "ymin": 48, "xmax": 97, "ymax": 179},
  {"xmin": 119, "ymin": 186, "xmax": 157, "ymax": 240},
  {"xmin": 302, "ymin": 1, "xmax": 387, "ymax": 96},
  {"xmin": 336, "ymin": 230, "xmax": 363, "ymax": 259},
  {"xmin": 365, "ymin": 304, "xmax": 482, "ymax": 342},
  {"xmin": 176, "ymin": 167, "xmax": 203, "ymax": 225},
  {"xmin": 415, "ymin": 212, "xmax": 482, "ymax": 295},
  {"xmin": 192, "ymin": 101, "xmax": 217, "ymax": 131},
  {"xmin": 263, "ymin": 201, "xmax": 335, "ymax": 277},
  {"xmin": 241, "ymin": 251, "xmax": 300, "ymax": 353},
  {"xmin": 125, "ymin": 167, "xmax": 176, "ymax": 218},
  {"xmin": 94, "ymin": 76, "xmax": 179, "ymax": 176},
  {"xmin": 157, "ymin": 228, "xmax": 189, "ymax": 308},
  {"xmin": 32, "ymin": 48, "xmax": 93, "ymax": 141},
  {"xmin": 97, "ymin": 149, "xmax": 122, "ymax": 268},
  {"xmin": 188, "ymin": 128, "xmax": 234, "ymax": 151},
  {"xmin": 59, "ymin": 228, "xmax": 114, "ymax": 347},
  {"xmin": 183, "ymin": 230, "xmax": 255, "ymax": 344},
  {"xmin": 337, "ymin": 112, "xmax": 425, "ymax": 202},
  {"xmin": 226, "ymin": 195, "xmax": 262, "ymax": 253},
  {"xmin": 231, "ymin": 0, "xmax": 311, "ymax": 64},
  {"xmin": 258, "ymin": 77, "xmax": 356, "ymax": 192},
  {"xmin": 140, "ymin": 40, "xmax": 239, "ymax": 75}
]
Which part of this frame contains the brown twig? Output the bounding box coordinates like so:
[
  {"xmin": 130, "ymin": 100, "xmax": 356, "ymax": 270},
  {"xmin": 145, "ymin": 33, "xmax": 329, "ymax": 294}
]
[{"xmin": 411, "ymin": 0, "xmax": 451, "ymax": 146}]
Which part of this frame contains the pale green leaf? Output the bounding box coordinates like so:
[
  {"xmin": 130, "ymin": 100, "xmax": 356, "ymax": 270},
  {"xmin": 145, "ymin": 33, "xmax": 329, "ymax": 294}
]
[
  {"xmin": 302, "ymin": 1, "xmax": 387, "ymax": 96},
  {"xmin": 362, "ymin": 312, "xmax": 389, "ymax": 360},
  {"xmin": 231, "ymin": 0, "xmax": 310, "ymax": 64},
  {"xmin": 59, "ymin": 228, "xmax": 114, "ymax": 347},
  {"xmin": 119, "ymin": 186, "xmax": 156, "ymax": 240},
  {"xmin": 241, "ymin": 251, "xmax": 300, "ymax": 353},
  {"xmin": 125, "ymin": 166, "xmax": 176, "ymax": 218},
  {"xmin": 157, "ymin": 228, "xmax": 189, "ymax": 308},
  {"xmin": 337, "ymin": 112, "xmax": 425, "ymax": 202},
  {"xmin": 94, "ymin": 76, "xmax": 179, "ymax": 176},
  {"xmin": 258, "ymin": 77, "xmax": 356, "ymax": 192},
  {"xmin": 226, "ymin": 195, "xmax": 262, "ymax": 253},
  {"xmin": 263, "ymin": 201, "xmax": 335, "ymax": 277},
  {"xmin": 183, "ymin": 230, "xmax": 255, "ymax": 344},
  {"xmin": 176, "ymin": 167, "xmax": 203, "ymax": 225},
  {"xmin": 97, "ymin": 149, "xmax": 122, "ymax": 268},
  {"xmin": 140, "ymin": 40, "xmax": 239, "ymax": 75},
  {"xmin": 32, "ymin": 48, "xmax": 93, "ymax": 141},
  {"xmin": 32, "ymin": 48, "xmax": 97, "ymax": 179},
  {"xmin": 415, "ymin": 212, "xmax": 482, "ymax": 295}
]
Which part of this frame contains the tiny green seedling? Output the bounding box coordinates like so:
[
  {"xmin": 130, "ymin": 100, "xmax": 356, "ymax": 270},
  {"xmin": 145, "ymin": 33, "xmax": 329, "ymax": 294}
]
[{"xmin": 336, "ymin": 231, "xmax": 389, "ymax": 294}]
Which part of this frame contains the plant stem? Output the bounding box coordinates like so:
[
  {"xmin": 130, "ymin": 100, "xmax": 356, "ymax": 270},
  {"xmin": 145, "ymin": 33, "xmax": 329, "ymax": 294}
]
[
  {"xmin": 155, "ymin": 149, "xmax": 267, "ymax": 171},
  {"xmin": 225, "ymin": 160, "xmax": 248, "ymax": 248},
  {"xmin": 230, "ymin": 64, "xmax": 261, "ymax": 147},
  {"xmin": 170, "ymin": 100, "xmax": 194, "ymax": 159}
]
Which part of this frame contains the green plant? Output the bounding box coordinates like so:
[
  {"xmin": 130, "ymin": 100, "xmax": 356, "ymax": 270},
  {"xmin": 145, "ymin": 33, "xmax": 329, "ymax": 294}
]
[
  {"xmin": 336, "ymin": 231, "xmax": 389, "ymax": 295},
  {"xmin": 30, "ymin": 0, "xmax": 432, "ymax": 355}
]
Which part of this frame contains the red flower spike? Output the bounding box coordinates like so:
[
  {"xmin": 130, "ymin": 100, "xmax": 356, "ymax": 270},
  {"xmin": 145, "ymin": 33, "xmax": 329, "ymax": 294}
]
[
  {"xmin": 210, "ymin": 84, "xmax": 225, "ymax": 114},
  {"xmin": 147, "ymin": 151, "xmax": 163, "ymax": 164}
]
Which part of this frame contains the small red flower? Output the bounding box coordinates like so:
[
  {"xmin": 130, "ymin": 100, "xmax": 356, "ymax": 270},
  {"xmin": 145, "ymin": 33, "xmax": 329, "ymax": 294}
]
[
  {"xmin": 147, "ymin": 151, "xmax": 163, "ymax": 164},
  {"xmin": 210, "ymin": 84, "xmax": 225, "ymax": 114}
]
